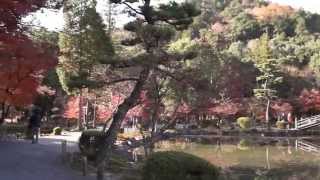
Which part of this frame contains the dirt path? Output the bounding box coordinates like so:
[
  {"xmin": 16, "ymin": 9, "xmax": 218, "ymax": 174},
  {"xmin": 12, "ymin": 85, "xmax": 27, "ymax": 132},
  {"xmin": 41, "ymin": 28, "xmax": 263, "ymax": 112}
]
[{"xmin": 0, "ymin": 137, "xmax": 95, "ymax": 180}]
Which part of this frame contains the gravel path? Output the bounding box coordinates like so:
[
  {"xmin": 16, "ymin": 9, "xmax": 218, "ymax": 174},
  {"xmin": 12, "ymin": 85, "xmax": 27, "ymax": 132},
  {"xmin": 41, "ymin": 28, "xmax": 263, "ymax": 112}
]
[{"xmin": 0, "ymin": 136, "xmax": 95, "ymax": 180}]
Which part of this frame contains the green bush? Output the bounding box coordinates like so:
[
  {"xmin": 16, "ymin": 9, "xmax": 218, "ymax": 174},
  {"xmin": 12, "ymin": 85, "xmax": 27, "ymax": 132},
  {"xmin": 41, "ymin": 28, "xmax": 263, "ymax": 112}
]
[
  {"xmin": 276, "ymin": 121, "xmax": 286, "ymax": 129},
  {"xmin": 200, "ymin": 120, "xmax": 215, "ymax": 128},
  {"xmin": 0, "ymin": 124, "xmax": 28, "ymax": 139},
  {"xmin": 142, "ymin": 151, "xmax": 220, "ymax": 180},
  {"xmin": 2, "ymin": 124, "xmax": 27, "ymax": 134},
  {"xmin": 79, "ymin": 129, "xmax": 106, "ymax": 161},
  {"xmin": 52, "ymin": 127, "xmax": 62, "ymax": 135},
  {"xmin": 237, "ymin": 139, "xmax": 251, "ymax": 150},
  {"xmin": 237, "ymin": 117, "xmax": 251, "ymax": 129},
  {"xmin": 0, "ymin": 124, "xmax": 27, "ymax": 135}
]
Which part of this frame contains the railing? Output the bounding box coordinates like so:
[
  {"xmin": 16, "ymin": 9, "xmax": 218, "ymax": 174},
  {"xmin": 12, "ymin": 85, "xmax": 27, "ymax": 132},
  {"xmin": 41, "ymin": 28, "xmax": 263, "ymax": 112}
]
[
  {"xmin": 295, "ymin": 115, "xmax": 320, "ymax": 130},
  {"xmin": 296, "ymin": 140, "xmax": 320, "ymax": 154}
]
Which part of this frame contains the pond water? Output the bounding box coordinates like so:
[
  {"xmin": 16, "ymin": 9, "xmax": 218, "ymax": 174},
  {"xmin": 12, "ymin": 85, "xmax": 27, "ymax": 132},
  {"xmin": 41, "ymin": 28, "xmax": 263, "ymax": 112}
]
[{"xmin": 133, "ymin": 136, "xmax": 320, "ymax": 180}]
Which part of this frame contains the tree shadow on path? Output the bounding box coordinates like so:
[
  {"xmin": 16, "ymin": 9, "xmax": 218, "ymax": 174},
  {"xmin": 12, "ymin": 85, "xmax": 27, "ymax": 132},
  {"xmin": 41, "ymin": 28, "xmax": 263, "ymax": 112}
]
[{"xmin": 0, "ymin": 138, "xmax": 95, "ymax": 180}]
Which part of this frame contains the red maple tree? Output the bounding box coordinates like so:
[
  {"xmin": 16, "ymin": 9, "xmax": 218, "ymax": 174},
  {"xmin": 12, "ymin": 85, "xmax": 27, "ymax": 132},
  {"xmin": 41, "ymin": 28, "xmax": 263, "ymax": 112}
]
[
  {"xmin": 64, "ymin": 92, "xmax": 140, "ymax": 123},
  {"xmin": 0, "ymin": 0, "xmax": 48, "ymax": 33},
  {"xmin": 0, "ymin": 34, "xmax": 57, "ymax": 106},
  {"xmin": 0, "ymin": 0, "xmax": 58, "ymax": 123},
  {"xmin": 298, "ymin": 89, "xmax": 320, "ymax": 114}
]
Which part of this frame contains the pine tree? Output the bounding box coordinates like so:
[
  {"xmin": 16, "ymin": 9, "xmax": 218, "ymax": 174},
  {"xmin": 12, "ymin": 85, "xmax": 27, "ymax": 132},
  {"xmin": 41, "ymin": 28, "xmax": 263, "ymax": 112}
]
[{"xmin": 87, "ymin": 1, "xmax": 200, "ymax": 179}]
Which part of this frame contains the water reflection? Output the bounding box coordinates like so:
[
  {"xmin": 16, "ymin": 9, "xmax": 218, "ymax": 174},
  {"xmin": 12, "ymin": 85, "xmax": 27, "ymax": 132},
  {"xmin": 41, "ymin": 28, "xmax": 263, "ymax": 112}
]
[{"xmin": 133, "ymin": 137, "xmax": 320, "ymax": 180}]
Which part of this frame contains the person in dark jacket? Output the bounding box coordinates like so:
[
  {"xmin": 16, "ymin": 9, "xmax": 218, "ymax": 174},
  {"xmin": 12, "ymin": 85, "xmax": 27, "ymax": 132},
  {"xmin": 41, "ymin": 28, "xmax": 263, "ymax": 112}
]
[{"xmin": 29, "ymin": 107, "xmax": 42, "ymax": 144}]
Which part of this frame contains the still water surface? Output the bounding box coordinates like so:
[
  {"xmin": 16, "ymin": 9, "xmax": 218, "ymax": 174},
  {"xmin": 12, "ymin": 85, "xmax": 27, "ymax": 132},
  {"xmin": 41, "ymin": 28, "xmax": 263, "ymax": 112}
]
[{"xmin": 135, "ymin": 136, "xmax": 320, "ymax": 180}]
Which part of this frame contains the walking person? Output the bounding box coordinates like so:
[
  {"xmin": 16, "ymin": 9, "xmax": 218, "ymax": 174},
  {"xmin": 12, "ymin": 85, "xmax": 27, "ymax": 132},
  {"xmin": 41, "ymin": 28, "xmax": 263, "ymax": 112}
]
[{"xmin": 28, "ymin": 107, "xmax": 42, "ymax": 144}]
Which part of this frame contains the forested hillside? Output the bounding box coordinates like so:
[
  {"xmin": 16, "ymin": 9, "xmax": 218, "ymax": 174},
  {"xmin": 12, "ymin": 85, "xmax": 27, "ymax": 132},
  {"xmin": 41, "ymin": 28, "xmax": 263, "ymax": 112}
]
[
  {"xmin": 165, "ymin": 0, "xmax": 320, "ymax": 121},
  {"xmin": 57, "ymin": 0, "xmax": 320, "ymax": 126},
  {"xmin": 6, "ymin": 0, "xmax": 320, "ymax": 128}
]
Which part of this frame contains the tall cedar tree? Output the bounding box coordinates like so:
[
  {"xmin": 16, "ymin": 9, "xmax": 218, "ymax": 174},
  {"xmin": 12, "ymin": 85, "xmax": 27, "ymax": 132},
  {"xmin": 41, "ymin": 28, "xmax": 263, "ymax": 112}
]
[
  {"xmin": 58, "ymin": 0, "xmax": 114, "ymax": 128},
  {"xmin": 58, "ymin": 0, "xmax": 114, "ymax": 93}
]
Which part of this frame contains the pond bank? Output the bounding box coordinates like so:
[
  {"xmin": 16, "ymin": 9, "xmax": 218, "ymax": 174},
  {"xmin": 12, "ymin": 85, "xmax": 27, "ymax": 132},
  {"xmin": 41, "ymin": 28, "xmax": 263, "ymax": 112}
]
[{"xmin": 174, "ymin": 128, "xmax": 320, "ymax": 138}]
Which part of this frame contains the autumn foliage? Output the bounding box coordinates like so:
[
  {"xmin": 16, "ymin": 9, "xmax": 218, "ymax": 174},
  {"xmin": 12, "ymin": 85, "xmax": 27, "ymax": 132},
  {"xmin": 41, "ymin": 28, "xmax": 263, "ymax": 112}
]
[
  {"xmin": 0, "ymin": 0, "xmax": 47, "ymax": 32},
  {"xmin": 249, "ymin": 3, "xmax": 295, "ymax": 21},
  {"xmin": 63, "ymin": 92, "xmax": 149, "ymax": 122},
  {"xmin": 0, "ymin": 0, "xmax": 57, "ymax": 117},
  {"xmin": 298, "ymin": 89, "xmax": 320, "ymax": 113},
  {"xmin": 0, "ymin": 34, "xmax": 57, "ymax": 107}
]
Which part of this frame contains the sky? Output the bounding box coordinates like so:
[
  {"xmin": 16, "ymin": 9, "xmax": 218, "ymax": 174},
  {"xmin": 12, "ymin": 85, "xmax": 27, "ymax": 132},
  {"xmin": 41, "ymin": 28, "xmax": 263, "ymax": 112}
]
[
  {"xmin": 23, "ymin": 0, "xmax": 320, "ymax": 31},
  {"xmin": 270, "ymin": 0, "xmax": 320, "ymax": 14}
]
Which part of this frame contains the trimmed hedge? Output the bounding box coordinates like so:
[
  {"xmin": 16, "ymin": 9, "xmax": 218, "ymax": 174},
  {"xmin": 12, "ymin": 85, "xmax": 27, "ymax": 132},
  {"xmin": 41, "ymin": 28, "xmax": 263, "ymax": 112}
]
[
  {"xmin": 142, "ymin": 151, "xmax": 220, "ymax": 180},
  {"xmin": 53, "ymin": 127, "xmax": 62, "ymax": 135},
  {"xmin": 237, "ymin": 139, "xmax": 251, "ymax": 150},
  {"xmin": 237, "ymin": 117, "xmax": 251, "ymax": 129},
  {"xmin": 276, "ymin": 121, "xmax": 286, "ymax": 129},
  {"xmin": 79, "ymin": 129, "xmax": 106, "ymax": 161},
  {"xmin": 0, "ymin": 124, "xmax": 26, "ymax": 134},
  {"xmin": 0, "ymin": 124, "xmax": 28, "ymax": 139}
]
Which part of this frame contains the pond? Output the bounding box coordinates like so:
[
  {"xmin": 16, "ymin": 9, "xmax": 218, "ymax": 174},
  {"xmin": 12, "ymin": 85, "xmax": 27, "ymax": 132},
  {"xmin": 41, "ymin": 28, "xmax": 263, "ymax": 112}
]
[{"xmin": 132, "ymin": 136, "xmax": 320, "ymax": 180}]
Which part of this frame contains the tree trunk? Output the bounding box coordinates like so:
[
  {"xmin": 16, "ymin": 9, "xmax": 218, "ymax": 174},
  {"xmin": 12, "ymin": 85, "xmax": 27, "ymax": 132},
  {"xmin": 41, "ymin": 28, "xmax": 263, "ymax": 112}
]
[
  {"xmin": 84, "ymin": 100, "xmax": 89, "ymax": 130},
  {"xmin": 150, "ymin": 102, "xmax": 160, "ymax": 137},
  {"xmin": 0, "ymin": 103, "xmax": 5, "ymax": 125},
  {"xmin": 96, "ymin": 67, "xmax": 150, "ymax": 180},
  {"xmin": 93, "ymin": 96, "xmax": 97, "ymax": 128},
  {"xmin": 266, "ymin": 99, "xmax": 270, "ymax": 130},
  {"xmin": 0, "ymin": 103, "xmax": 10, "ymax": 125},
  {"xmin": 78, "ymin": 89, "xmax": 83, "ymax": 130}
]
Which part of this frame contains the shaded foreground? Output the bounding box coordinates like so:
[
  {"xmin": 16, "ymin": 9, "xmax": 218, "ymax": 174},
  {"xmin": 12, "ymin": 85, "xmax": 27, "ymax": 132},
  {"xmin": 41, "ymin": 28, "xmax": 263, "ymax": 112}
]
[
  {"xmin": 0, "ymin": 138, "xmax": 95, "ymax": 180},
  {"xmin": 133, "ymin": 136, "xmax": 320, "ymax": 180}
]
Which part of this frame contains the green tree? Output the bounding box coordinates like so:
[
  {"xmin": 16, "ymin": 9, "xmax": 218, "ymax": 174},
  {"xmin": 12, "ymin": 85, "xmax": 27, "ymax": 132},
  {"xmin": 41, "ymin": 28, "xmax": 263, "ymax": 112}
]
[
  {"xmin": 230, "ymin": 12, "xmax": 261, "ymax": 41},
  {"xmin": 221, "ymin": 0, "xmax": 243, "ymax": 18},
  {"xmin": 58, "ymin": 0, "xmax": 114, "ymax": 129},
  {"xmin": 251, "ymin": 33, "xmax": 282, "ymax": 129},
  {"xmin": 87, "ymin": 1, "xmax": 200, "ymax": 179}
]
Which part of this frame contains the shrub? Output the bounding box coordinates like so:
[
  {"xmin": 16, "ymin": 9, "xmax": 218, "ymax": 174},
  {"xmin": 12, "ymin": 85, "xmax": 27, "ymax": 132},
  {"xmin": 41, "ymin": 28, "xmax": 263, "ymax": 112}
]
[
  {"xmin": 237, "ymin": 117, "xmax": 251, "ymax": 129},
  {"xmin": 237, "ymin": 139, "xmax": 251, "ymax": 150},
  {"xmin": 52, "ymin": 127, "xmax": 62, "ymax": 135},
  {"xmin": 200, "ymin": 120, "xmax": 215, "ymax": 128},
  {"xmin": 276, "ymin": 121, "xmax": 286, "ymax": 129},
  {"xmin": 142, "ymin": 151, "xmax": 220, "ymax": 180},
  {"xmin": 1, "ymin": 124, "xmax": 27, "ymax": 134},
  {"xmin": 79, "ymin": 129, "xmax": 106, "ymax": 161},
  {"xmin": 0, "ymin": 124, "xmax": 27, "ymax": 138},
  {"xmin": 41, "ymin": 125, "xmax": 54, "ymax": 134}
]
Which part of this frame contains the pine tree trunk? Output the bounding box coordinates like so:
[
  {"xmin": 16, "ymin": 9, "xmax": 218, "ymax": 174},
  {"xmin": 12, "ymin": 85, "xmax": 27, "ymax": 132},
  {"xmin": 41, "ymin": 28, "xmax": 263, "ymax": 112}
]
[{"xmin": 96, "ymin": 67, "xmax": 150, "ymax": 180}]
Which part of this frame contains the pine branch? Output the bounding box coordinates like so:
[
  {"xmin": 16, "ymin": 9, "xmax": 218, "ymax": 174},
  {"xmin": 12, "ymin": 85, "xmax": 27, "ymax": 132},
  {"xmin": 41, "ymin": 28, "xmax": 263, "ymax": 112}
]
[
  {"xmin": 122, "ymin": 1, "xmax": 143, "ymax": 15},
  {"xmin": 104, "ymin": 78, "xmax": 139, "ymax": 85},
  {"xmin": 111, "ymin": 51, "xmax": 197, "ymax": 68}
]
